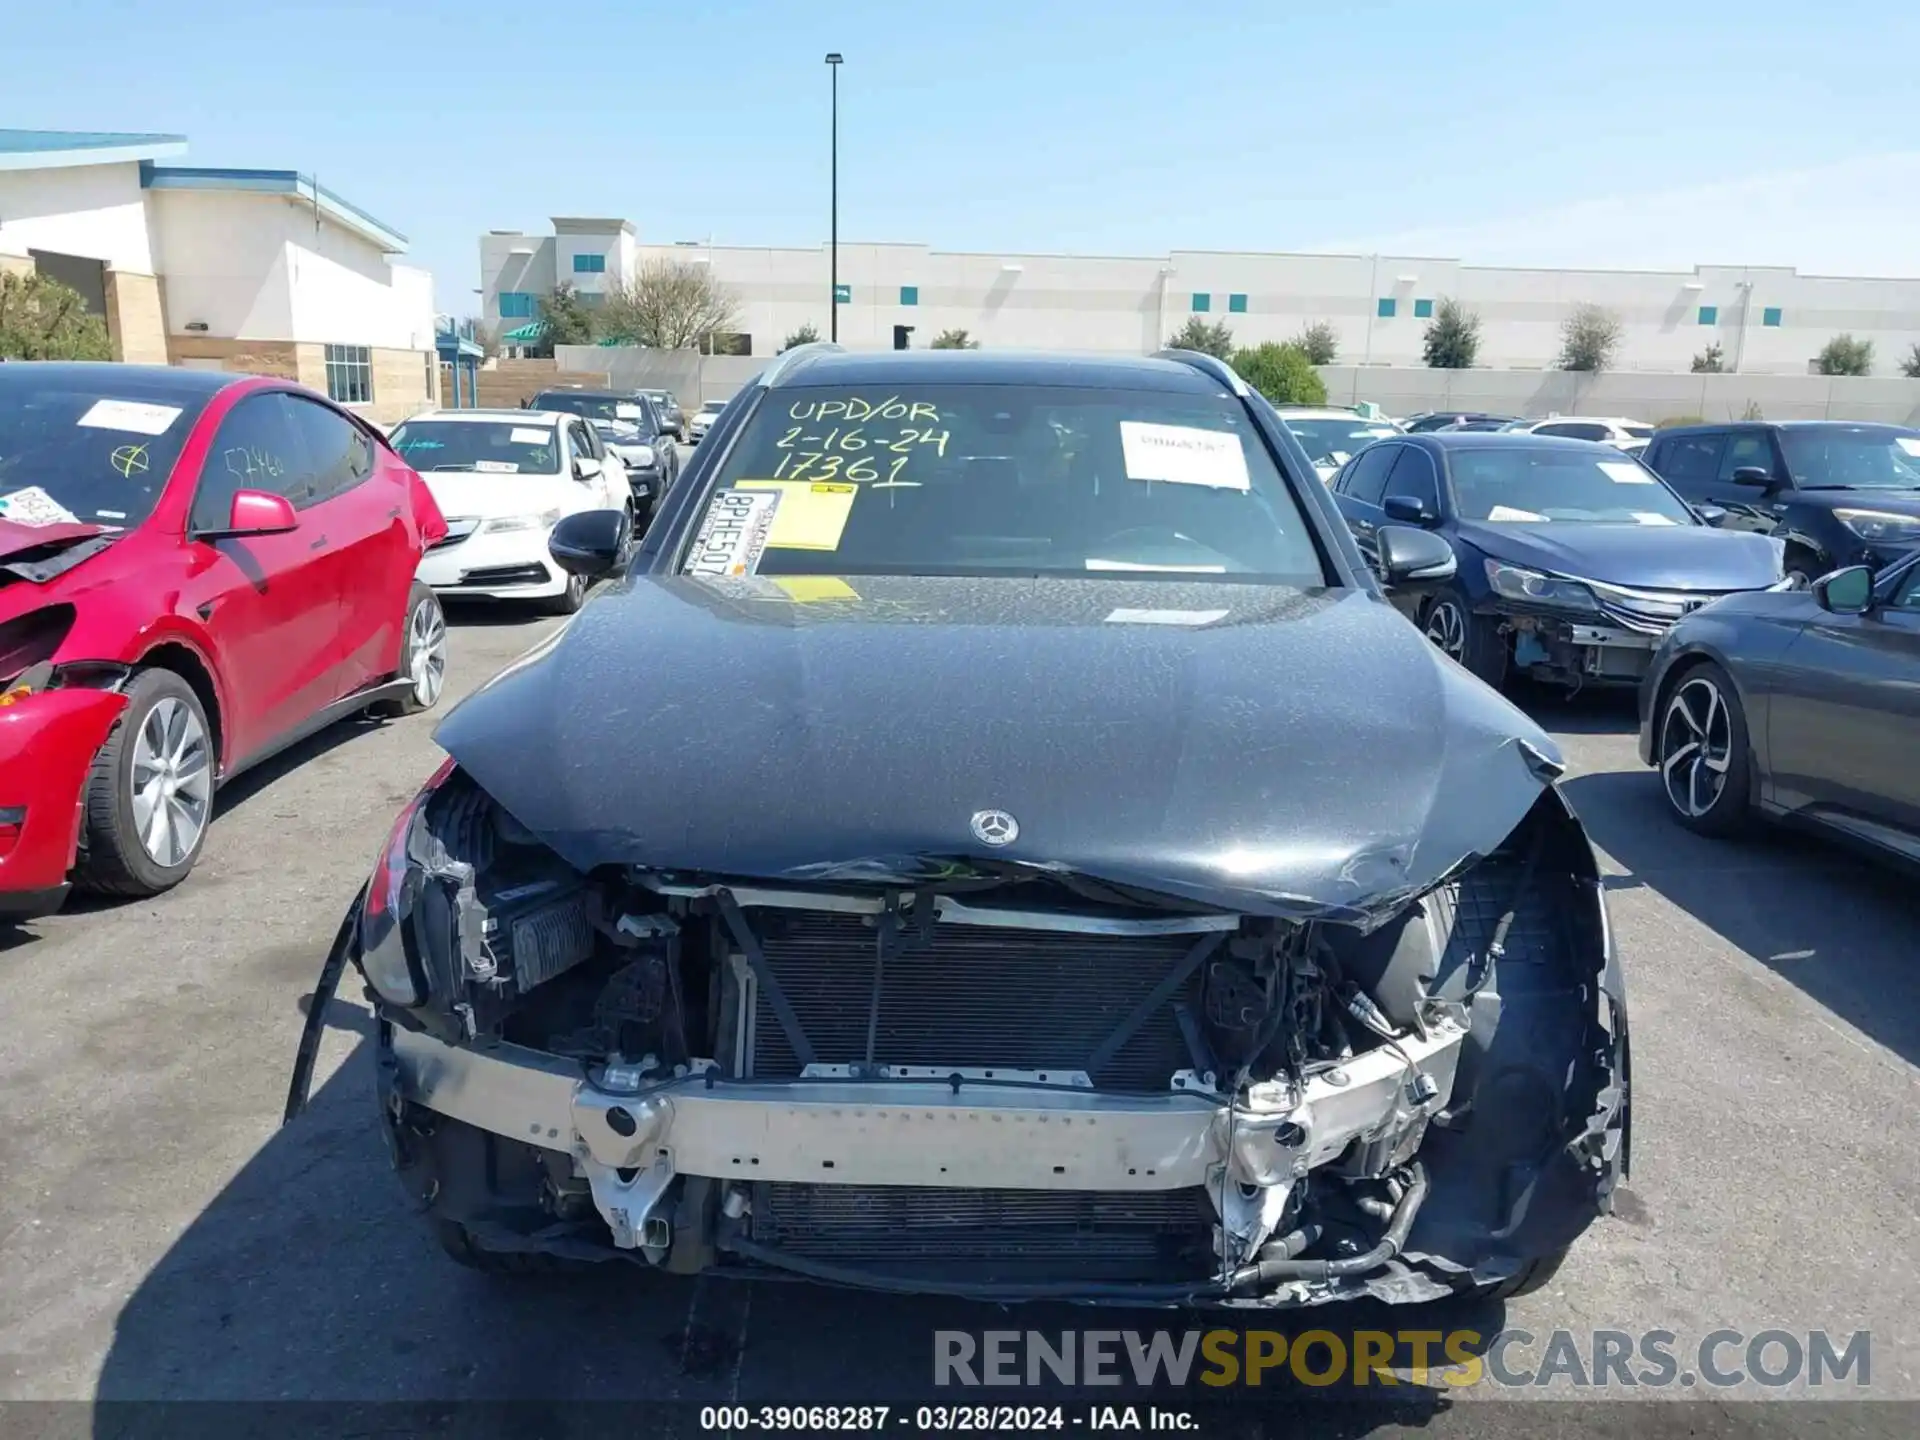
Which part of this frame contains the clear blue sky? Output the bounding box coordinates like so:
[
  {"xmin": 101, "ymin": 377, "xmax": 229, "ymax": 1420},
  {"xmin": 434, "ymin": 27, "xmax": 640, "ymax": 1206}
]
[{"xmin": 10, "ymin": 0, "xmax": 1917, "ymax": 313}]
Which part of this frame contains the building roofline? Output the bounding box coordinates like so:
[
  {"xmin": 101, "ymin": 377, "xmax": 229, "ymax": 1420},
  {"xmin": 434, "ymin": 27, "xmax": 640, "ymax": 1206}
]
[
  {"xmin": 0, "ymin": 129, "xmax": 188, "ymax": 172},
  {"xmin": 551, "ymin": 217, "xmax": 635, "ymax": 236},
  {"xmin": 140, "ymin": 162, "xmax": 408, "ymax": 252}
]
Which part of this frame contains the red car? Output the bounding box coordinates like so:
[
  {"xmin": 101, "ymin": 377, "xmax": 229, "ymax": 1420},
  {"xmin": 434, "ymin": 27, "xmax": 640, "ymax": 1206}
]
[{"xmin": 0, "ymin": 363, "xmax": 449, "ymax": 919}]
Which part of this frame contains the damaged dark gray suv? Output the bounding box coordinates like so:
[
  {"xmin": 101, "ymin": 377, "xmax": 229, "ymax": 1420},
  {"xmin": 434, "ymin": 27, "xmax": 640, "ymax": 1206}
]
[{"xmin": 290, "ymin": 345, "xmax": 1629, "ymax": 1308}]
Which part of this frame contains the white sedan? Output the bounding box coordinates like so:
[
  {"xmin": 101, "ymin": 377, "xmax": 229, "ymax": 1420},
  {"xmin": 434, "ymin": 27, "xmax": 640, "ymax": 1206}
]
[
  {"xmin": 1276, "ymin": 408, "xmax": 1405, "ymax": 483},
  {"xmin": 390, "ymin": 409, "xmax": 631, "ymax": 615}
]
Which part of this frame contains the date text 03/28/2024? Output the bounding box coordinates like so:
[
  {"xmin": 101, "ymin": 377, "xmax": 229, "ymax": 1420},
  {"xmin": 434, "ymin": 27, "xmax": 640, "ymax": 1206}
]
[{"xmin": 699, "ymin": 1407, "xmax": 1195, "ymax": 1431}]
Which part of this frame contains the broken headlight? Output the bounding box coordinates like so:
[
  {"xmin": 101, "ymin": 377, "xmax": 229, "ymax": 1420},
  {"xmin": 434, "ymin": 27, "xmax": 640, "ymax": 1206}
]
[{"xmin": 359, "ymin": 758, "xmax": 457, "ymax": 1007}]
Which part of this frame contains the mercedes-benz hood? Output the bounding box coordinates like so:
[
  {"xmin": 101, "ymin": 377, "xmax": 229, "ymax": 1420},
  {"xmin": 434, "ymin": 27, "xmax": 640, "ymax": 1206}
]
[
  {"xmin": 434, "ymin": 575, "xmax": 1565, "ymax": 924},
  {"xmin": 1455, "ymin": 519, "xmax": 1784, "ymax": 590}
]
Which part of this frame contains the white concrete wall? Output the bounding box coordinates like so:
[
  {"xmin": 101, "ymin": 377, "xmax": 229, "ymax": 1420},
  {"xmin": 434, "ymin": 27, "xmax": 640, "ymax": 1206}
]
[
  {"xmin": 480, "ymin": 233, "xmax": 558, "ymax": 328},
  {"xmin": 0, "ymin": 160, "xmax": 154, "ymax": 271},
  {"xmin": 148, "ymin": 189, "xmax": 297, "ymax": 339},
  {"xmin": 287, "ymin": 213, "xmax": 435, "ymax": 349},
  {"xmin": 609, "ymin": 239, "xmax": 1920, "ymax": 374}
]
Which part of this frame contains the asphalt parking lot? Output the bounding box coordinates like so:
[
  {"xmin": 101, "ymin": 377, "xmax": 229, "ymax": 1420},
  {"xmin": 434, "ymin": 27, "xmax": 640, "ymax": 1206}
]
[{"xmin": 3, "ymin": 587, "xmax": 1919, "ymax": 1434}]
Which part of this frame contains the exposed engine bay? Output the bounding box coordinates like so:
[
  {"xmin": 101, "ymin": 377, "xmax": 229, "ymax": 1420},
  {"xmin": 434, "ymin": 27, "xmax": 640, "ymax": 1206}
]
[{"xmin": 337, "ymin": 765, "xmax": 1629, "ymax": 1307}]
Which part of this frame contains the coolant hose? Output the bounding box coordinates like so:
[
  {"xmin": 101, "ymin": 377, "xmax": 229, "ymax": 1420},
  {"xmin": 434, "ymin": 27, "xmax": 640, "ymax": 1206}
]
[{"xmin": 1233, "ymin": 1162, "xmax": 1429, "ymax": 1289}]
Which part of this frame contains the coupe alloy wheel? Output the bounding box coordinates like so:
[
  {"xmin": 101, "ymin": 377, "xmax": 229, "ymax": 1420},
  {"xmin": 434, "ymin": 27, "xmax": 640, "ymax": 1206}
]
[
  {"xmin": 130, "ymin": 696, "xmax": 213, "ymax": 868},
  {"xmin": 1660, "ymin": 675, "xmax": 1733, "ymax": 818},
  {"xmin": 1425, "ymin": 600, "xmax": 1467, "ymax": 660}
]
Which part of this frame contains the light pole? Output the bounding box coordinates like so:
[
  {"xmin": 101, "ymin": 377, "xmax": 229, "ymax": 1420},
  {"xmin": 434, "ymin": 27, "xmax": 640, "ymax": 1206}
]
[{"xmin": 826, "ymin": 52, "xmax": 843, "ymax": 342}]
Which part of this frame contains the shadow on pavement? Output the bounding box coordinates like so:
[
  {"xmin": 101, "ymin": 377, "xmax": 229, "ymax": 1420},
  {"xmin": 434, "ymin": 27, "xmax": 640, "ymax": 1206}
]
[
  {"xmin": 93, "ymin": 1013, "xmax": 1477, "ymax": 1428},
  {"xmin": 1511, "ymin": 681, "xmax": 1640, "ymax": 736},
  {"xmin": 1562, "ymin": 769, "xmax": 1920, "ymax": 1068}
]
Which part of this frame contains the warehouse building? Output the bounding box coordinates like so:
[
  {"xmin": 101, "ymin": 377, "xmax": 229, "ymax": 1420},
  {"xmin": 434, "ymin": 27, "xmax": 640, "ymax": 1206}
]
[
  {"xmin": 2, "ymin": 129, "xmax": 437, "ymax": 424},
  {"xmin": 480, "ymin": 222, "xmax": 1920, "ymax": 376}
]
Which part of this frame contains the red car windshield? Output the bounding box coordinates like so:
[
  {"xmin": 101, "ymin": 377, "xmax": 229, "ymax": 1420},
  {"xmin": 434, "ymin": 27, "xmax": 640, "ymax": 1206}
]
[{"xmin": 0, "ymin": 378, "xmax": 213, "ymax": 531}]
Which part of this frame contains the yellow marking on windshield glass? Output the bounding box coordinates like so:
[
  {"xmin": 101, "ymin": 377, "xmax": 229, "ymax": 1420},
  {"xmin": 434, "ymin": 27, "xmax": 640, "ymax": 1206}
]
[
  {"xmin": 772, "ymin": 576, "xmax": 860, "ymax": 601},
  {"xmin": 735, "ymin": 480, "xmax": 857, "ymax": 550}
]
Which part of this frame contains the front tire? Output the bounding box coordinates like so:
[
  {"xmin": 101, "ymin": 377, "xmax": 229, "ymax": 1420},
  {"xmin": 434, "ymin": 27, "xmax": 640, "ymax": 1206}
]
[
  {"xmin": 371, "ymin": 583, "xmax": 446, "ymax": 717},
  {"xmin": 1656, "ymin": 661, "xmax": 1753, "ymax": 836},
  {"xmin": 544, "ymin": 569, "xmax": 588, "ymax": 616},
  {"xmin": 75, "ymin": 669, "xmax": 216, "ymax": 898},
  {"xmin": 1422, "ymin": 586, "xmax": 1507, "ymax": 688}
]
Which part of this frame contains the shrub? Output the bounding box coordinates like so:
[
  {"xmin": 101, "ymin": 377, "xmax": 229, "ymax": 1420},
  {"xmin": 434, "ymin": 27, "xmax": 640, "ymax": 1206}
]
[
  {"xmin": 1164, "ymin": 316, "xmax": 1234, "ymax": 359},
  {"xmin": 1691, "ymin": 344, "xmax": 1724, "ymax": 374},
  {"xmin": 1902, "ymin": 342, "xmax": 1920, "ymax": 379},
  {"xmin": 780, "ymin": 323, "xmax": 821, "ymax": 352},
  {"xmin": 1655, "ymin": 415, "xmax": 1707, "ymax": 429},
  {"xmin": 1231, "ymin": 342, "xmax": 1327, "ymax": 406},
  {"xmin": 1816, "ymin": 334, "xmax": 1873, "ymax": 377},
  {"xmin": 930, "ymin": 328, "xmax": 979, "ymax": 350},
  {"xmin": 0, "ymin": 270, "xmax": 112, "ymax": 361},
  {"xmin": 1293, "ymin": 321, "xmax": 1339, "ymax": 365},
  {"xmin": 1421, "ymin": 298, "xmax": 1481, "ymax": 370},
  {"xmin": 1557, "ymin": 304, "xmax": 1622, "ymax": 372}
]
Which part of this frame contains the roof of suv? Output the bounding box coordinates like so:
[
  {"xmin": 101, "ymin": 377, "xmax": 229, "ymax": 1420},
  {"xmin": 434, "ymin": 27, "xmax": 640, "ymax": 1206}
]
[
  {"xmin": 764, "ymin": 346, "xmax": 1228, "ymax": 395},
  {"xmin": 1654, "ymin": 419, "xmax": 1919, "ymax": 435}
]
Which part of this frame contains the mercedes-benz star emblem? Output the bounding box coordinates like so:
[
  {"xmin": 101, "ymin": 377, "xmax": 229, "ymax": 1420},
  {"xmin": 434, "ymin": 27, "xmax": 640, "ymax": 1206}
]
[{"xmin": 970, "ymin": 809, "xmax": 1019, "ymax": 847}]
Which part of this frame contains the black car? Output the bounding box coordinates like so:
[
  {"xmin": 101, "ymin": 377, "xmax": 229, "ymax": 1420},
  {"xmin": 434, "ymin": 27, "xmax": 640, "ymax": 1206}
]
[
  {"xmin": 1640, "ymin": 551, "xmax": 1920, "ymax": 861},
  {"xmin": 1330, "ymin": 433, "xmax": 1785, "ymax": 689},
  {"xmin": 639, "ymin": 389, "xmax": 685, "ymax": 440},
  {"xmin": 530, "ymin": 388, "xmax": 679, "ymax": 509},
  {"xmin": 1402, "ymin": 411, "xmax": 1521, "ymax": 434},
  {"xmin": 290, "ymin": 346, "xmax": 1628, "ymax": 1310},
  {"xmin": 1641, "ymin": 421, "xmax": 1920, "ymax": 582}
]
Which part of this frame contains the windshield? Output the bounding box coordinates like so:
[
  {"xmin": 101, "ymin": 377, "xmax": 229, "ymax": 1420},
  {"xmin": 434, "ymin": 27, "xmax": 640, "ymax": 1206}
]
[
  {"xmin": 680, "ymin": 382, "xmax": 1327, "ymax": 584},
  {"xmin": 1449, "ymin": 445, "xmax": 1697, "ymax": 526},
  {"xmin": 1283, "ymin": 418, "xmax": 1400, "ymax": 467},
  {"xmin": 1622, "ymin": 423, "xmax": 1655, "ymax": 439},
  {"xmin": 389, "ymin": 419, "xmax": 561, "ymax": 475},
  {"xmin": 1778, "ymin": 426, "xmax": 1920, "ymax": 490},
  {"xmin": 698, "ymin": 401, "xmax": 726, "ymax": 416},
  {"xmin": 0, "ymin": 378, "xmax": 213, "ymax": 532},
  {"xmin": 534, "ymin": 393, "xmax": 634, "ymax": 423}
]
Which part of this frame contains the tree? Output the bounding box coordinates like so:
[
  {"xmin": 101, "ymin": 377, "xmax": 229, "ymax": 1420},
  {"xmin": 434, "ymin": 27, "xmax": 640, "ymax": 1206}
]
[
  {"xmin": 0, "ymin": 269, "xmax": 112, "ymax": 361},
  {"xmin": 1557, "ymin": 304, "xmax": 1622, "ymax": 372},
  {"xmin": 1817, "ymin": 334, "xmax": 1874, "ymax": 377},
  {"xmin": 1164, "ymin": 316, "xmax": 1234, "ymax": 359},
  {"xmin": 1293, "ymin": 321, "xmax": 1339, "ymax": 366},
  {"xmin": 930, "ymin": 328, "xmax": 979, "ymax": 349},
  {"xmin": 1231, "ymin": 342, "xmax": 1327, "ymax": 406},
  {"xmin": 780, "ymin": 322, "xmax": 821, "ymax": 353},
  {"xmin": 1902, "ymin": 342, "xmax": 1920, "ymax": 379},
  {"xmin": 596, "ymin": 259, "xmax": 741, "ymax": 351},
  {"xmin": 1421, "ymin": 297, "xmax": 1481, "ymax": 370},
  {"xmin": 1740, "ymin": 400, "xmax": 1765, "ymax": 421},
  {"xmin": 1691, "ymin": 343, "xmax": 1725, "ymax": 374},
  {"xmin": 536, "ymin": 284, "xmax": 597, "ymax": 350}
]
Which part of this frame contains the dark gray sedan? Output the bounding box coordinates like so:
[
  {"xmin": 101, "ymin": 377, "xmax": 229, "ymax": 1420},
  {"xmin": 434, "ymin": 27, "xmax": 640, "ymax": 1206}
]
[{"xmin": 1640, "ymin": 551, "xmax": 1920, "ymax": 862}]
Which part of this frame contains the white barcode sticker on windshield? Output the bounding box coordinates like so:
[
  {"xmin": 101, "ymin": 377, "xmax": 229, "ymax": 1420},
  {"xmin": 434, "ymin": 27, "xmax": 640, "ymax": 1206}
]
[
  {"xmin": 1898, "ymin": 437, "xmax": 1920, "ymax": 457},
  {"xmin": 1598, "ymin": 461, "xmax": 1654, "ymax": 484},
  {"xmin": 0, "ymin": 486, "xmax": 81, "ymax": 528},
  {"xmin": 1120, "ymin": 422, "xmax": 1251, "ymax": 491},
  {"xmin": 510, "ymin": 427, "xmax": 550, "ymax": 445},
  {"xmin": 685, "ymin": 488, "xmax": 780, "ymax": 577},
  {"xmin": 76, "ymin": 399, "xmax": 182, "ymax": 435}
]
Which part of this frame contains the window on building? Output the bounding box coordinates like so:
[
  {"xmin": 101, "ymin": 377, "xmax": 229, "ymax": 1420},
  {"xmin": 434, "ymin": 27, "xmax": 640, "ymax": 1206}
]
[
  {"xmin": 1413, "ymin": 298, "xmax": 1434, "ymax": 319},
  {"xmin": 1762, "ymin": 307, "xmax": 1783, "ymax": 327},
  {"xmin": 1228, "ymin": 293, "xmax": 1248, "ymax": 314},
  {"xmin": 499, "ymin": 291, "xmax": 535, "ymax": 319},
  {"xmin": 708, "ymin": 332, "xmax": 753, "ymax": 356},
  {"xmin": 900, "ymin": 285, "xmax": 919, "ymax": 306},
  {"xmin": 1191, "ymin": 293, "xmax": 1211, "ymax": 313},
  {"xmin": 1698, "ymin": 305, "xmax": 1718, "ymax": 325},
  {"xmin": 1377, "ymin": 297, "xmax": 1396, "ymax": 319},
  {"xmin": 571, "ymin": 254, "xmax": 607, "ymax": 273},
  {"xmin": 324, "ymin": 345, "xmax": 373, "ymax": 405}
]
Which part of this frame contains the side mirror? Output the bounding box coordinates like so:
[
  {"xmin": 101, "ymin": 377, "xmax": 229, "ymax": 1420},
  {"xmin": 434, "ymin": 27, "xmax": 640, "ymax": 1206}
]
[
  {"xmin": 1694, "ymin": 504, "xmax": 1729, "ymax": 527},
  {"xmin": 1730, "ymin": 465, "xmax": 1780, "ymax": 492},
  {"xmin": 1375, "ymin": 525, "xmax": 1457, "ymax": 588},
  {"xmin": 1813, "ymin": 565, "xmax": 1873, "ymax": 615},
  {"xmin": 573, "ymin": 454, "xmax": 603, "ymax": 481},
  {"xmin": 1381, "ymin": 493, "xmax": 1436, "ymax": 525},
  {"xmin": 549, "ymin": 508, "xmax": 630, "ymax": 577},
  {"xmin": 201, "ymin": 488, "xmax": 298, "ymax": 539}
]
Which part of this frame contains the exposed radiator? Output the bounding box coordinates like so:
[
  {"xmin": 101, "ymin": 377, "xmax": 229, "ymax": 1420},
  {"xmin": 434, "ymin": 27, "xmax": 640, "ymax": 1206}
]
[
  {"xmin": 755, "ymin": 1183, "xmax": 1213, "ymax": 1265},
  {"xmin": 744, "ymin": 911, "xmax": 1200, "ymax": 1091}
]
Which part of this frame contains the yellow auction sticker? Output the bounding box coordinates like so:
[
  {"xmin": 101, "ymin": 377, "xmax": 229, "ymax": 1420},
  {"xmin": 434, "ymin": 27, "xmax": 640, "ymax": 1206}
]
[{"xmin": 736, "ymin": 480, "xmax": 857, "ymax": 550}]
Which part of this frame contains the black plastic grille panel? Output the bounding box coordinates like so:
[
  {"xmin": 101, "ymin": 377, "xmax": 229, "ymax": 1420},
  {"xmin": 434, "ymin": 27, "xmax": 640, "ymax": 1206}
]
[
  {"xmin": 746, "ymin": 911, "xmax": 1197, "ymax": 1091},
  {"xmin": 758, "ymin": 1183, "xmax": 1212, "ymax": 1262}
]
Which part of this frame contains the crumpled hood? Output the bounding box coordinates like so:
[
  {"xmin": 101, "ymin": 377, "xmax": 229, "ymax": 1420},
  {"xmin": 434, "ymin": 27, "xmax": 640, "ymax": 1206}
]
[
  {"xmin": 434, "ymin": 575, "xmax": 1564, "ymax": 923},
  {"xmin": 0, "ymin": 519, "xmax": 118, "ymax": 598},
  {"xmin": 1456, "ymin": 519, "xmax": 1784, "ymax": 590}
]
